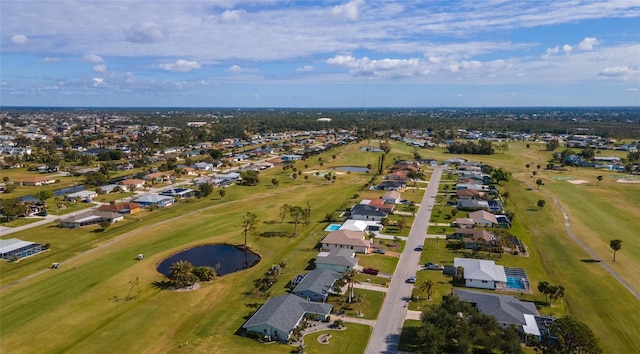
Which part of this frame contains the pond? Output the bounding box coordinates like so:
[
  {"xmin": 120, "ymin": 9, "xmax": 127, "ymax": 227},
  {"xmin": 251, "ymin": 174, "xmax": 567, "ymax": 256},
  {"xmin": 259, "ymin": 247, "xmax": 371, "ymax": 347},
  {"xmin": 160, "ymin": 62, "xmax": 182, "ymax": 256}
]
[
  {"xmin": 333, "ymin": 166, "xmax": 370, "ymax": 173},
  {"xmin": 157, "ymin": 244, "xmax": 260, "ymax": 277}
]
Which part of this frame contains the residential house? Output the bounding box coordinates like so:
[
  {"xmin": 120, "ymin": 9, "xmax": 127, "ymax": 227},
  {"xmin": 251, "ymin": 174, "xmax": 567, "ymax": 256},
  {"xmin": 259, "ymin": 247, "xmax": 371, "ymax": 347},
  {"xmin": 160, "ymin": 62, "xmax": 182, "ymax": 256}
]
[
  {"xmin": 456, "ymin": 189, "xmax": 484, "ymax": 200},
  {"xmin": 321, "ymin": 230, "xmax": 371, "ymax": 254},
  {"xmin": 159, "ymin": 187, "xmax": 195, "ymax": 199},
  {"xmin": 119, "ymin": 179, "xmax": 146, "ymax": 190},
  {"xmin": 193, "ymin": 162, "xmax": 215, "ymax": 171},
  {"xmin": 350, "ymin": 203, "xmax": 388, "ymax": 221},
  {"xmin": 133, "ymin": 194, "xmax": 175, "ymax": 208},
  {"xmin": 242, "ymin": 294, "xmax": 333, "ymax": 342},
  {"xmin": 339, "ymin": 219, "xmax": 383, "ymax": 232},
  {"xmin": 59, "ymin": 210, "xmax": 124, "ymax": 228},
  {"xmin": 97, "ymin": 201, "xmax": 142, "ymax": 214},
  {"xmin": 282, "ymin": 154, "xmax": 303, "ymax": 161},
  {"xmin": 452, "ymin": 218, "xmax": 475, "ymax": 228},
  {"xmin": 456, "ymin": 199, "xmax": 489, "ymax": 211},
  {"xmin": 377, "ymin": 181, "xmax": 406, "ymax": 191},
  {"xmin": 455, "ymin": 289, "xmax": 543, "ymax": 341},
  {"xmin": 364, "ymin": 199, "xmax": 395, "ymax": 213},
  {"xmin": 0, "ymin": 238, "xmax": 45, "ymax": 260},
  {"xmin": 381, "ymin": 191, "xmax": 401, "ymax": 204},
  {"xmin": 454, "ymin": 257, "xmax": 507, "ymax": 290},
  {"xmin": 17, "ymin": 176, "xmax": 57, "ymax": 186},
  {"xmin": 315, "ymin": 249, "xmax": 358, "ymax": 273},
  {"xmin": 292, "ymin": 268, "xmax": 342, "ymax": 302},
  {"xmin": 387, "ymin": 170, "xmax": 409, "ymax": 181},
  {"xmin": 469, "ymin": 210, "xmax": 498, "ymax": 228},
  {"xmin": 65, "ymin": 190, "xmax": 98, "ymax": 202},
  {"xmin": 145, "ymin": 171, "xmax": 173, "ymax": 183},
  {"xmin": 98, "ymin": 184, "xmax": 121, "ymax": 194},
  {"xmin": 453, "ymin": 228, "xmax": 496, "ymax": 249}
]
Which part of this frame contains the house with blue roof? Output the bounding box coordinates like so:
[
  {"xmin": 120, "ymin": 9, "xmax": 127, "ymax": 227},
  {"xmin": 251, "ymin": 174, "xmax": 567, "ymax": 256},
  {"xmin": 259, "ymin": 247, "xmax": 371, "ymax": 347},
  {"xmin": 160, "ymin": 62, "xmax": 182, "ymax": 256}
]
[{"xmin": 133, "ymin": 193, "xmax": 175, "ymax": 207}]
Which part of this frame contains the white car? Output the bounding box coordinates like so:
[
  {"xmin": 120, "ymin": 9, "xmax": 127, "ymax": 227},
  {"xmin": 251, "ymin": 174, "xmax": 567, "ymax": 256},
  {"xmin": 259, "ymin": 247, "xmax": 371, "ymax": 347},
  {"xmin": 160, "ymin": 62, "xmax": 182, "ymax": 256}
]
[{"xmin": 407, "ymin": 275, "xmax": 416, "ymax": 283}]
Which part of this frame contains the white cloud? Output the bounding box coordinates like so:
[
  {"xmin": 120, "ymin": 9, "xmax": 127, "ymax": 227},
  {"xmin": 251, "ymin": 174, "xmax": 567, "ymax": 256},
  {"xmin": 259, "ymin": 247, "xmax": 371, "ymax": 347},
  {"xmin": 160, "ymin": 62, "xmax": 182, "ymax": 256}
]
[
  {"xmin": 92, "ymin": 78, "xmax": 104, "ymax": 86},
  {"xmin": 159, "ymin": 60, "xmax": 201, "ymax": 72},
  {"xmin": 221, "ymin": 9, "xmax": 244, "ymax": 22},
  {"xmin": 627, "ymin": 88, "xmax": 638, "ymax": 92},
  {"xmin": 228, "ymin": 65, "xmax": 257, "ymax": 73},
  {"xmin": 599, "ymin": 66, "xmax": 638, "ymax": 79},
  {"xmin": 125, "ymin": 22, "xmax": 165, "ymax": 44},
  {"xmin": 40, "ymin": 57, "xmax": 61, "ymax": 63},
  {"xmin": 577, "ymin": 37, "xmax": 599, "ymax": 51},
  {"xmin": 83, "ymin": 54, "xmax": 104, "ymax": 63},
  {"xmin": 558, "ymin": 37, "xmax": 599, "ymax": 55},
  {"xmin": 11, "ymin": 34, "xmax": 29, "ymax": 45},
  {"xmin": 542, "ymin": 46, "xmax": 559, "ymax": 58},
  {"xmin": 11, "ymin": 34, "xmax": 30, "ymax": 46},
  {"xmin": 332, "ymin": 0, "xmax": 364, "ymax": 20},
  {"xmin": 296, "ymin": 65, "xmax": 315, "ymax": 72},
  {"xmin": 327, "ymin": 55, "xmax": 425, "ymax": 78},
  {"xmin": 93, "ymin": 64, "xmax": 107, "ymax": 73}
]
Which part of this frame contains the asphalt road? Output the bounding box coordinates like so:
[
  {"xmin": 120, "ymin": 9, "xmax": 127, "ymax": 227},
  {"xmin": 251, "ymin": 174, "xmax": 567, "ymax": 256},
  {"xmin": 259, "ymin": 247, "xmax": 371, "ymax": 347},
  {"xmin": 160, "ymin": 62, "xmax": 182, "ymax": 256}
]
[{"xmin": 365, "ymin": 166, "xmax": 444, "ymax": 354}]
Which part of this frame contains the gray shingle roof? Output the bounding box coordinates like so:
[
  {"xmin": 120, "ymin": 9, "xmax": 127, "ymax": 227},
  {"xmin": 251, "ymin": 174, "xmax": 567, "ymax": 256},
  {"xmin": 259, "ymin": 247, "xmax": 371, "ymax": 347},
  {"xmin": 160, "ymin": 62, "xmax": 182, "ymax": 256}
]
[
  {"xmin": 293, "ymin": 269, "xmax": 342, "ymax": 297},
  {"xmin": 242, "ymin": 294, "xmax": 333, "ymax": 333},
  {"xmin": 455, "ymin": 289, "xmax": 539, "ymax": 326}
]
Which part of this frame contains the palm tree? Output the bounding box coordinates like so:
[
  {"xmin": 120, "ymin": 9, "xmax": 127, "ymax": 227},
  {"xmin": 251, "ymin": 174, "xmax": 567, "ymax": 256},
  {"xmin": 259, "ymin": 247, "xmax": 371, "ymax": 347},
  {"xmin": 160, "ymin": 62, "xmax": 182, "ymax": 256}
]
[
  {"xmin": 550, "ymin": 285, "xmax": 565, "ymax": 305},
  {"xmin": 343, "ymin": 268, "xmax": 359, "ymax": 303},
  {"xmin": 596, "ymin": 175, "xmax": 603, "ymax": 186},
  {"xmin": 538, "ymin": 281, "xmax": 550, "ymax": 303},
  {"xmin": 610, "ymin": 239, "xmax": 622, "ymax": 262},
  {"xmin": 193, "ymin": 266, "xmax": 217, "ymax": 281},
  {"xmin": 240, "ymin": 212, "xmax": 258, "ymax": 247},
  {"xmin": 420, "ymin": 279, "xmax": 435, "ymax": 300},
  {"xmin": 218, "ymin": 189, "xmax": 226, "ymax": 199},
  {"xmin": 169, "ymin": 260, "xmax": 197, "ymax": 288}
]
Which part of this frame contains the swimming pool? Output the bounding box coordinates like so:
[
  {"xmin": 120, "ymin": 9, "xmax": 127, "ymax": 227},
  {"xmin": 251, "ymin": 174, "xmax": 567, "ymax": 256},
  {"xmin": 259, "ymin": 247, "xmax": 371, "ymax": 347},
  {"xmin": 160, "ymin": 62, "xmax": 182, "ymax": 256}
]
[
  {"xmin": 324, "ymin": 224, "xmax": 341, "ymax": 231},
  {"xmin": 506, "ymin": 276, "xmax": 526, "ymax": 290}
]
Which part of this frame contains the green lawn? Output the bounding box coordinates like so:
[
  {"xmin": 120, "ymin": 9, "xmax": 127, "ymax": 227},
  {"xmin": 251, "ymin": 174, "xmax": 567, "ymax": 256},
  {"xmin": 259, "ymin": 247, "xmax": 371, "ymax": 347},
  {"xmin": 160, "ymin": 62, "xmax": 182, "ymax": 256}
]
[
  {"xmin": 326, "ymin": 288, "xmax": 385, "ymax": 320},
  {"xmin": 303, "ymin": 323, "xmax": 372, "ymax": 354},
  {"xmin": 356, "ymin": 254, "xmax": 399, "ymax": 274}
]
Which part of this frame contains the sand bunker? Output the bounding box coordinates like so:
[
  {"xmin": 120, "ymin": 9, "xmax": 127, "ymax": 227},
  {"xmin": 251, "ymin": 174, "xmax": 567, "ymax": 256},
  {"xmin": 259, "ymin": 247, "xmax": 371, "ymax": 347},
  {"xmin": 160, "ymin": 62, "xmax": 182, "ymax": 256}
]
[
  {"xmin": 617, "ymin": 179, "xmax": 640, "ymax": 184},
  {"xmin": 567, "ymin": 180, "xmax": 590, "ymax": 184}
]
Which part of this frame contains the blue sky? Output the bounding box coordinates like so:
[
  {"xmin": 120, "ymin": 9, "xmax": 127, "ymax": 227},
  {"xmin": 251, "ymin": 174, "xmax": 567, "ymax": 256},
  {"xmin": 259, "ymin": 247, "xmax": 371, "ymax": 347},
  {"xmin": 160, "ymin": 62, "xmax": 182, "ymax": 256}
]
[{"xmin": 1, "ymin": 0, "xmax": 639, "ymax": 107}]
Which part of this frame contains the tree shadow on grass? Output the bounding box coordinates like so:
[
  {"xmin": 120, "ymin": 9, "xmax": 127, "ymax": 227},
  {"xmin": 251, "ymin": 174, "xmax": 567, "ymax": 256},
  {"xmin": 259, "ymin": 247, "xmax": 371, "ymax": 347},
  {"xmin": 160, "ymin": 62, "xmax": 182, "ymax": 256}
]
[
  {"xmin": 260, "ymin": 231, "xmax": 291, "ymax": 238},
  {"xmin": 151, "ymin": 280, "xmax": 174, "ymax": 290},
  {"xmin": 580, "ymin": 259, "xmax": 602, "ymax": 263}
]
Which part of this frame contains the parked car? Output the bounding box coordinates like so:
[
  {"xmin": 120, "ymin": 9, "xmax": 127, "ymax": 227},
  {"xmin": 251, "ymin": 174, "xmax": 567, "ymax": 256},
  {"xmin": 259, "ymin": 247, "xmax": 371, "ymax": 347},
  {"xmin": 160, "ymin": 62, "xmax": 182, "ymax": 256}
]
[
  {"xmin": 414, "ymin": 245, "xmax": 423, "ymax": 251},
  {"xmin": 372, "ymin": 248, "xmax": 386, "ymax": 254},
  {"xmin": 362, "ymin": 268, "xmax": 379, "ymax": 275},
  {"xmin": 425, "ymin": 262, "xmax": 444, "ymax": 270},
  {"xmin": 36, "ymin": 211, "xmax": 48, "ymax": 217},
  {"xmin": 406, "ymin": 275, "xmax": 416, "ymax": 283}
]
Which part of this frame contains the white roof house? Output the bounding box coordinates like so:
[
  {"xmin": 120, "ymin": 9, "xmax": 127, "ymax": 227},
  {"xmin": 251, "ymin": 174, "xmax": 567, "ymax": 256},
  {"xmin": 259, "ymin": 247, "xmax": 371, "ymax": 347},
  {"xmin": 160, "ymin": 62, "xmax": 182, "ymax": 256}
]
[{"xmin": 454, "ymin": 257, "xmax": 507, "ymax": 290}]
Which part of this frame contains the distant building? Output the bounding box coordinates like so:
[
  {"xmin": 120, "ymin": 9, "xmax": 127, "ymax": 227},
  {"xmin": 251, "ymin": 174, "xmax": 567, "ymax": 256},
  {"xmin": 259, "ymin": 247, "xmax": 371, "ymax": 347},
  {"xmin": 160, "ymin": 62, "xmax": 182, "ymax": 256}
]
[{"xmin": 0, "ymin": 238, "xmax": 45, "ymax": 260}]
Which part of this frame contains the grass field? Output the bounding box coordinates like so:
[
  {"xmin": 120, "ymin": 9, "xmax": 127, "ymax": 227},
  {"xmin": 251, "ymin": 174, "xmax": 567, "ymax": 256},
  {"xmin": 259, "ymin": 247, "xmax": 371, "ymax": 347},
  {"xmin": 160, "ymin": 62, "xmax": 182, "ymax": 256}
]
[{"xmin": 2, "ymin": 140, "xmax": 639, "ymax": 353}]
